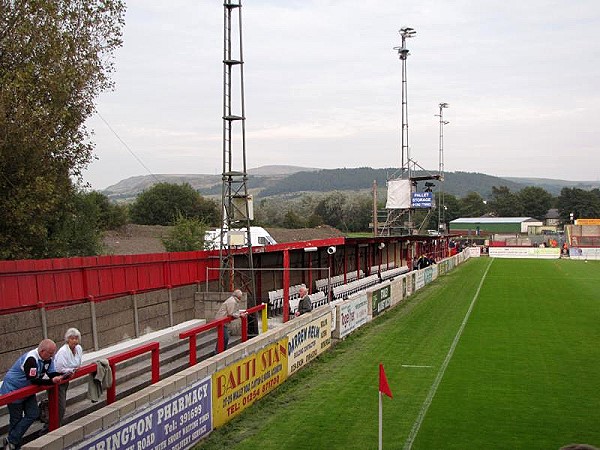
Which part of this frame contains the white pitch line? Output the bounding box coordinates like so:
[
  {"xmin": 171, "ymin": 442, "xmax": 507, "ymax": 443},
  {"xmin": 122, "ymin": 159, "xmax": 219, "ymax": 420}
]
[
  {"xmin": 401, "ymin": 365, "xmax": 433, "ymax": 368},
  {"xmin": 403, "ymin": 258, "xmax": 494, "ymax": 450}
]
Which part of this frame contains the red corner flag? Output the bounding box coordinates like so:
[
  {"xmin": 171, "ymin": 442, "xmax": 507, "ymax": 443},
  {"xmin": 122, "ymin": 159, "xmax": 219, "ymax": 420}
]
[{"xmin": 379, "ymin": 363, "xmax": 393, "ymax": 398}]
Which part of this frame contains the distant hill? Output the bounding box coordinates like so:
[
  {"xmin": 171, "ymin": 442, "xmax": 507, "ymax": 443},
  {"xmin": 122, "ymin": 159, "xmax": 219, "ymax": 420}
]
[
  {"xmin": 103, "ymin": 165, "xmax": 321, "ymax": 201},
  {"xmin": 503, "ymin": 177, "xmax": 600, "ymax": 195},
  {"xmin": 247, "ymin": 165, "xmax": 320, "ymax": 176},
  {"xmin": 102, "ymin": 165, "xmax": 596, "ymax": 202}
]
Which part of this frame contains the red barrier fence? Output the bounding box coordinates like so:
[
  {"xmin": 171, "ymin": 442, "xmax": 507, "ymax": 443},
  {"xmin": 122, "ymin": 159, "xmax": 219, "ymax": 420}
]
[
  {"xmin": 0, "ymin": 342, "xmax": 160, "ymax": 433},
  {"xmin": 0, "ymin": 251, "xmax": 220, "ymax": 312},
  {"xmin": 179, "ymin": 303, "xmax": 267, "ymax": 366}
]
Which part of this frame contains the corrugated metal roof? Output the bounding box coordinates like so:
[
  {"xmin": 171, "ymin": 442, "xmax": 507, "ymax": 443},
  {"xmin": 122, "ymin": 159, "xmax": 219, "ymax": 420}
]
[{"xmin": 449, "ymin": 217, "xmax": 537, "ymax": 224}]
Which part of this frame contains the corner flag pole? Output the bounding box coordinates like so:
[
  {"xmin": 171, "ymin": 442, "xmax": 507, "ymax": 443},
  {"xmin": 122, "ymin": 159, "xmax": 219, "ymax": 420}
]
[
  {"xmin": 379, "ymin": 363, "xmax": 393, "ymax": 450},
  {"xmin": 379, "ymin": 389, "xmax": 383, "ymax": 450}
]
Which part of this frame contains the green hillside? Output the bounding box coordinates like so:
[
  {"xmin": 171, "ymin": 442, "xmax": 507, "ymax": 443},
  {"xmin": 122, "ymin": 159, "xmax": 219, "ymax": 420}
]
[{"xmin": 102, "ymin": 165, "xmax": 592, "ymax": 202}]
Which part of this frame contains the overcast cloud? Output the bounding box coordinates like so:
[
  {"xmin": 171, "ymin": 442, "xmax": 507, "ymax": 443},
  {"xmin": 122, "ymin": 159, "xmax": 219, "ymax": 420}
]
[{"xmin": 83, "ymin": 0, "xmax": 600, "ymax": 189}]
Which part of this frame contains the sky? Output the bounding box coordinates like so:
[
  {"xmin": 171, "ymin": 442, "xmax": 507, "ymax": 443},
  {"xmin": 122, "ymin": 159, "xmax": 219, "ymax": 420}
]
[{"xmin": 83, "ymin": 0, "xmax": 600, "ymax": 190}]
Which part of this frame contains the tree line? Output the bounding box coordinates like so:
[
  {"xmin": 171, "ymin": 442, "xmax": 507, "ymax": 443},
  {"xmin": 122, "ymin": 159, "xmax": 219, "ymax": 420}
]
[
  {"xmin": 254, "ymin": 185, "xmax": 600, "ymax": 232},
  {"xmin": 2, "ymin": 178, "xmax": 600, "ymax": 259}
]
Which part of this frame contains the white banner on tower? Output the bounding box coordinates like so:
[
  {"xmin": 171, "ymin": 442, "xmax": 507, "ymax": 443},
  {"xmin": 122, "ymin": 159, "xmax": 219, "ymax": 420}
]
[{"xmin": 385, "ymin": 179, "xmax": 411, "ymax": 209}]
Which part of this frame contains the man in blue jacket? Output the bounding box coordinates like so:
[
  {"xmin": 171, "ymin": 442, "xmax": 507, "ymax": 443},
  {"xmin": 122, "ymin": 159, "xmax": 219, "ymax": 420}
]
[{"xmin": 0, "ymin": 339, "xmax": 63, "ymax": 449}]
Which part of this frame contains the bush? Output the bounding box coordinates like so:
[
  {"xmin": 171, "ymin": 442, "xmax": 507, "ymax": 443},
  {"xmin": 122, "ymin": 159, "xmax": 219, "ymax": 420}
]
[
  {"xmin": 130, "ymin": 183, "xmax": 218, "ymax": 226},
  {"xmin": 162, "ymin": 214, "xmax": 209, "ymax": 252}
]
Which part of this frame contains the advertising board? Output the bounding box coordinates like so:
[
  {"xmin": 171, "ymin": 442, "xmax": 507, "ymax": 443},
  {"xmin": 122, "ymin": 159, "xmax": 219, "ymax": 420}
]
[
  {"xmin": 212, "ymin": 339, "xmax": 288, "ymax": 427},
  {"xmin": 574, "ymin": 218, "xmax": 600, "ymax": 225},
  {"xmin": 423, "ymin": 267, "xmax": 433, "ymax": 285},
  {"xmin": 488, "ymin": 247, "xmax": 560, "ymax": 259},
  {"xmin": 415, "ymin": 270, "xmax": 425, "ymax": 290},
  {"xmin": 371, "ymin": 284, "xmax": 392, "ymax": 317},
  {"xmin": 411, "ymin": 192, "xmax": 433, "ymax": 208},
  {"xmin": 72, "ymin": 377, "xmax": 212, "ymax": 450},
  {"xmin": 334, "ymin": 293, "xmax": 369, "ymax": 339},
  {"xmin": 468, "ymin": 246, "xmax": 481, "ymax": 257},
  {"xmin": 569, "ymin": 247, "xmax": 600, "ymax": 260},
  {"xmin": 288, "ymin": 313, "xmax": 332, "ymax": 375}
]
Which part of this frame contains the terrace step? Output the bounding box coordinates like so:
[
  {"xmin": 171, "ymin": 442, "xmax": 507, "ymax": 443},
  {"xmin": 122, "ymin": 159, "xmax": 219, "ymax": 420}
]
[{"xmin": 0, "ymin": 321, "xmax": 243, "ymax": 446}]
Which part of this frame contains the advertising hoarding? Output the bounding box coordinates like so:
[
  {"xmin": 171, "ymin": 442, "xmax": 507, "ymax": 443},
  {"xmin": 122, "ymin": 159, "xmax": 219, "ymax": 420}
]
[
  {"xmin": 371, "ymin": 284, "xmax": 392, "ymax": 317},
  {"xmin": 288, "ymin": 314, "xmax": 332, "ymax": 375},
  {"xmin": 488, "ymin": 247, "xmax": 560, "ymax": 259},
  {"xmin": 212, "ymin": 340, "xmax": 288, "ymax": 427},
  {"xmin": 72, "ymin": 377, "xmax": 212, "ymax": 450},
  {"xmin": 334, "ymin": 293, "xmax": 369, "ymax": 339},
  {"xmin": 415, "ymin": 270, "xmax": 425, "ymax": 290},
  {"xmin": 411, "ymin": 192, "xmax": 434, "ymax": 208}
]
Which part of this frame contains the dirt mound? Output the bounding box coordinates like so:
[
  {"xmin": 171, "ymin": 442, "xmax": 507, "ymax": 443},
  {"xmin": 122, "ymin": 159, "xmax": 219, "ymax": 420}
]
[
  {"xmin": 101, "ymin": 224, "xmax": 346, "ymax": 255},
  {"xmin": 266, "ymin": 225, "xmax": 346, "ymax": 243},
  {"xmin": 102, "ymin": 224, "xmax": 172, "ymax": 255}
]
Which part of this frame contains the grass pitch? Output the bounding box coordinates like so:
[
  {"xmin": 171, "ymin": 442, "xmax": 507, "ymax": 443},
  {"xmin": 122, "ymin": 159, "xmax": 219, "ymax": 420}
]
[{"xmin": 197, "ymin": 258, "xmax": 600, "ymax": 450}]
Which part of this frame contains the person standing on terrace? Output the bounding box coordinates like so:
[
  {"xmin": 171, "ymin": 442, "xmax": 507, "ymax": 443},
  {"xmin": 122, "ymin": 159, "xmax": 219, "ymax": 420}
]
[
  {"xmin": 53, "ymin": 328, "xmax": 83, "ymax": 425},
  {"xmin": 215, "ymin": 289, "xmax": 243, "ymax": 352}
]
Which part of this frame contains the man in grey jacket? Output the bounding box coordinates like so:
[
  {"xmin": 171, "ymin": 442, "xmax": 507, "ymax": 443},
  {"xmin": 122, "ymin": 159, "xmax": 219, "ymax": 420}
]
[{"xmin": 296, "ymin": 286, "xmax": 312, "ymax": 316}]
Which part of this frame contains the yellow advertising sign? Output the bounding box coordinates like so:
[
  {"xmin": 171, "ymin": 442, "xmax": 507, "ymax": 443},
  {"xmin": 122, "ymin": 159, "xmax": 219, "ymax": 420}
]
[
  {"xmin": 575, "ymin": 218, "xmax": 600, "ymax": 225},
  {"xmin": 212, "ymin": 339, "xmax": 288, "ymax": 428},
  {"xmin": 287, "ymin": 313, "xmax": 332, "ymax": 376}
]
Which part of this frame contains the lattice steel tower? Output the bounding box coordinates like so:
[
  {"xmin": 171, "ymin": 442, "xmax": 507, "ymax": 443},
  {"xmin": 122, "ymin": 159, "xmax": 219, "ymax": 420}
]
[
  {"xmin": 436, "ymin": 102, "xmax": 449, "ymax": 233},
  {"xmin": 219, "ymin": 1, "xmax": 256, "ymax": 318},
  {"xmin": 395, "ymin": 27, "xmax": 416, "ymax": 177},
  {"xmin": 377, "ymin": 27, "xmax": 417, "ymax": 236}
]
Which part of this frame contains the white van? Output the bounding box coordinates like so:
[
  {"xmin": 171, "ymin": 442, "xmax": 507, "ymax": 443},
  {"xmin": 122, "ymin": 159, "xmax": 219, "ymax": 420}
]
[{"xmin": 204, "ymin": 227, "xmax": 276, "ymax": 250}]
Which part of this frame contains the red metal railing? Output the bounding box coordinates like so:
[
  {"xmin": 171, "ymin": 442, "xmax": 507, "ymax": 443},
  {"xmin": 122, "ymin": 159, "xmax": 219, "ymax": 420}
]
[
  {"xmin": 179, "ymin": 303, "xmax": 268, "ymax": 366},
  {"xmin": 0, "ymin": 342, "xmax": 160, "ymax": 433},
  {"xmin": 105, "ymin": 342, "xmax": 160, "ymax": 404}
]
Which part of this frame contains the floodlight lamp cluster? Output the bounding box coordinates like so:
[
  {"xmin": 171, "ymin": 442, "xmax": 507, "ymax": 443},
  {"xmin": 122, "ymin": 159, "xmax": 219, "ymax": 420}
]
[
  {"xmin": 394, "ymin": 27, "xmax": 416, "ymax": 60},
  {"xmin": 400, "ymin": 27, "xmax": 416, "ymax": 38},
  {"xmin": 439, "ymin": 102, "xmax": 449, "ymax": 109}
]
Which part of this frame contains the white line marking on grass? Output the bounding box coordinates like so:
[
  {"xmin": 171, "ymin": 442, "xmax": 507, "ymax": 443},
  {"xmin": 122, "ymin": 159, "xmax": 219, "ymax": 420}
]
[
  {"xmin": 401, "ymin": 365, "xmax": 433, "ymax": 368},
  {"xmin": 403, "ymin": 258, "xmax": 494, "ymax": 450}
]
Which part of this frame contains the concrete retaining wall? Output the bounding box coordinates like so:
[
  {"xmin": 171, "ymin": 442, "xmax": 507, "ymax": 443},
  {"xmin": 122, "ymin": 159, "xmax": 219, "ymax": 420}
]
[{"xmin": 0, "ymin": 285, "xmax": 198, "ymax": 378}]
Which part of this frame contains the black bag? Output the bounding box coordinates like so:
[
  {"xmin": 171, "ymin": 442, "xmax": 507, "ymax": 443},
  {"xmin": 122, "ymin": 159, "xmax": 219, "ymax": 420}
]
[{"xmin": 38, "ymin": 399, "xmax": 49, "ymax": 424}]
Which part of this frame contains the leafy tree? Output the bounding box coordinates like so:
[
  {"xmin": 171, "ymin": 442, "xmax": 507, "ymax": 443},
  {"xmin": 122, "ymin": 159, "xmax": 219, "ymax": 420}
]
[
  {"xmin": 130, "ymin": 183, "xmax": 218, "ymax": 226},
  {"xmin": 557, "ymin": 187, "xmax": 600, "ymax": 222},
  {"xmin": 83, "ymin": 191, "xmax": 128, "ymax": 230},
  {"xmin": 0, "ymin": 0, "xmax": 125, "ymax": 259},
  {"xmin": 162, "ymin": 214, "xmax": 209, "ymax": 252},
  {"xmin": 442, "ymin": 193, "xmax": 461, "ymax": 223},
  {"xmin": 518, "ymin": 186, "xmax": 554, "ymax": 220},
  {"xmin": 282, "ymin": 210, "xmax": 305, "ymax": 229},
  {"xmin": 344, "ymin": 195, "xmax": 373, "ymax": 232},
  {"xmin": 488, "ymin": 186, "xmax": 522, "ymax": 217},
  {"xmin": 460, "ymin": 192, "xmax": 487, "ymax": 217},
  {"xmin": 412, "ymin": 209, "xmax": 434, "ymax": 232},
  {"xmin": 314, "ymin": 192, "xmax": 347, "ymax": 230},
  {"xmin": 44, "ymin": 191, "xmax": 107, "ymax": 258}
]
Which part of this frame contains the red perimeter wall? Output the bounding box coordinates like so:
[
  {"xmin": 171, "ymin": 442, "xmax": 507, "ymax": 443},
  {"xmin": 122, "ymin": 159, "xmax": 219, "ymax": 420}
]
[{"xmin": 0, "ymin": 251, "xmax": 220, "ymax": 313}]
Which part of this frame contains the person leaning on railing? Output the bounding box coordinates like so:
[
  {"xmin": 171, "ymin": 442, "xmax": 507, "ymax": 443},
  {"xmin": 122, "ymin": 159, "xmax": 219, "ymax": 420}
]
[
  {"xmin": 0, "ymin": 339, "xmax": 63, "ymax": 450},
  {"xmin": 53, "ymin": 328, "xmax": 83, "ymax": 425},
  {"xmin": 214, "ymin": 289, "xmax": 244, "ymax": 352}
]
